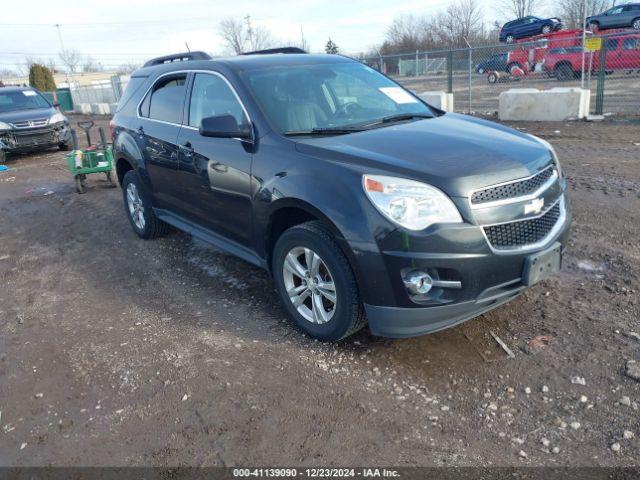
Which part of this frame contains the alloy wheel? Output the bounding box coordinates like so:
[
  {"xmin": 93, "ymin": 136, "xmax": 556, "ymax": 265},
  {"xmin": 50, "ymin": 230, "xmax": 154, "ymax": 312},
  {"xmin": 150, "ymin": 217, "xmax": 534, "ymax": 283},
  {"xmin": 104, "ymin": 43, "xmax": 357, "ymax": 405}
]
[
  {"xmin": 633, "ymin": 19, "xmax": 640, "ymax": 30},
  {"xmin": 282, "ymin": 246, "xmax": 337, "ymax": 324},
  {"xmin": 127, "ymin": 183, "xmax": 145, "ymax": 230}
]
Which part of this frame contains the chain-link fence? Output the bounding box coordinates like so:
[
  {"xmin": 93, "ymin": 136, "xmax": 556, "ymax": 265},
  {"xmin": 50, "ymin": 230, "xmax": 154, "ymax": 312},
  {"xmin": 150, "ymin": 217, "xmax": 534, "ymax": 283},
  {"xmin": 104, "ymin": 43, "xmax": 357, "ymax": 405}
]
[
  {"xmin": 70, "ymin": 75, "xmax": 130, "ymax": 106},
  {"xmin": 363, "ymin": 29, "xmax": 640, "ymax": 116}
]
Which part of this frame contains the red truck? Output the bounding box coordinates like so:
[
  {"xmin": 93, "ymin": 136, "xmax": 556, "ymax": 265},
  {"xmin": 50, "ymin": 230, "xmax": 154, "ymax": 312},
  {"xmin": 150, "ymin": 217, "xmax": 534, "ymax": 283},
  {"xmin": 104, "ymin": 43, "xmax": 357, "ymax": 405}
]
[
  {"xmin": 543, "ymin": 34, "xmax": 640, "ymax": 80},
  {"xmin": 503, "ymin": 29, "xmax": 590, "ymax": 74}
]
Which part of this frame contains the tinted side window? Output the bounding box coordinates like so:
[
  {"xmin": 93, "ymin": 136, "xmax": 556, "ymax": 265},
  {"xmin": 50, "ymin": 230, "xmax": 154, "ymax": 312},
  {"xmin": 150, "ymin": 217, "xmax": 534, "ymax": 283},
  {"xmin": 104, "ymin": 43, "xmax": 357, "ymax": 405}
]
[
  {"xmin": 140, "ymin": 75, "xmax": 187, "ymax": 124},
  {"xmin": 605, "ymin": 39, "xmax": 619, "ymax": 50},
  {"xmin": 623, "ymin": 38, "xmax": 640, "ymax": 50},
  {"xmin": 188, "ymin": 73, "xmax": 247, "ymax": 128}
]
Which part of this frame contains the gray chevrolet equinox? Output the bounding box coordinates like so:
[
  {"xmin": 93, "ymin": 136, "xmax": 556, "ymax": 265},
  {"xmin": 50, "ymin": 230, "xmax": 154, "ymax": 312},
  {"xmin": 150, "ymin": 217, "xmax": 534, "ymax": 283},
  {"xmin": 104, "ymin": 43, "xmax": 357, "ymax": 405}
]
[{"xmin": 112, "ymin": 49, "xmax": 572, "ymax": 341}]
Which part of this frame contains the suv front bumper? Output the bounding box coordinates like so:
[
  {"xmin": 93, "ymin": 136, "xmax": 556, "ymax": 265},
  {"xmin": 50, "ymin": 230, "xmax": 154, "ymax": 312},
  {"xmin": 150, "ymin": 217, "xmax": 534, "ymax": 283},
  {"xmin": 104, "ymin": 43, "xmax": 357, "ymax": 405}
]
[
  {"xmin": 352, "ymin": 197, "xmax": 572, "ymax": 338},
  {"xmin": 0, "ymin": 124, "xmax": 71, "ymax": 153}
]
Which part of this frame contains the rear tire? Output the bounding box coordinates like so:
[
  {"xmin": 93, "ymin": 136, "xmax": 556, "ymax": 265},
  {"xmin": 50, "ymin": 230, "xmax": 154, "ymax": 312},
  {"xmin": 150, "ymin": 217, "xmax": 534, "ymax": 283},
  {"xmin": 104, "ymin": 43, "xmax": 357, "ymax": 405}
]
[
  {"xmin": 121, "ymin": 171, "xmax": 169, "ymax": 239},
  {"xmin": 633, "ymin": 18, "xmax": 640, "ymax": 30},
  {"xmin": 542, "ymin": 25, "xmax": 552, "ymax": 34},
  {"xmin": 555, "ymin": 64, "xmax": 574, "ymax": 81},
  {"xmin": 272, "ymin": 221, "xmax": 366, "ymax": 341},
  {"xmin": 588, "ymin": 22, "xmax": 599, "ymax": 32},
  {"xmin": 505, "ymin": 35, "xmax": 515, "ymax": 44},
  {"xmin": 488, "ymin": 72, "xmax": 499, "ymax": 84},
  {"xmin": 0, "ymin": 149, "xmax": 5, "ymax": 164}
]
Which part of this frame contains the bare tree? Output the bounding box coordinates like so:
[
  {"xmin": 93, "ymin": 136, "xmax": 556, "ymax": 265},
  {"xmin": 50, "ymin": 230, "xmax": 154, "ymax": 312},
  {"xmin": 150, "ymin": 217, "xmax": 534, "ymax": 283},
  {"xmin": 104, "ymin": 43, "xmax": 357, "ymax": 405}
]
[
  {"xmin": 219, "ymin": 18, "xmax": 246, "ymax": 54},
  {"xmin": 218, "ymin": 15, "xmax": 275, "ymax": 54},
  {"xmin": 82, "ymin": 56, "xmax": 103, "ymax": 73},
  {"xmin": 435, "ymin": 0, "xmax": 484, "ymax": 46},
  {"xmin": 115, "ymin": 63, "xmax": 141, "ymax": 75},
  {"xmin": 58, "ymin": 49, "xmax": 82, "ymax": 73},
  {"xmin": 555, "ymin": 0, "xmax": 614, "ymax": 29},
  {"xmin": 498, "ymin": 0, "xmax": 540, "ymax": 19}
]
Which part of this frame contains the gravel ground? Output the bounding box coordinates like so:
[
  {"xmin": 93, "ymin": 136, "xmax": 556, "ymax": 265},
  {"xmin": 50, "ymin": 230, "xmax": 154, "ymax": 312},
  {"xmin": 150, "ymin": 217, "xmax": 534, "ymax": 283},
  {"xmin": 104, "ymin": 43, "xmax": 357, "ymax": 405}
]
[{"xmin": 0, "ymin": 114, "xmax": 639, "ymax": 467}]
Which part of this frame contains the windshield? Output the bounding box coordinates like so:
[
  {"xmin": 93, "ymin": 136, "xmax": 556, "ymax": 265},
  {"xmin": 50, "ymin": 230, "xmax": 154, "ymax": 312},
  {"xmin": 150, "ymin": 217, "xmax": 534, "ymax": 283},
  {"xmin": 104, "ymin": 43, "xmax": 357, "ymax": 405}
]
[
  {"xmin": 0, "ymin": 90, "xmax": 51, "ymax": 113},
  {"xmin": 242, "ymin": 62, "xmax": 434, "ymax": 134}
]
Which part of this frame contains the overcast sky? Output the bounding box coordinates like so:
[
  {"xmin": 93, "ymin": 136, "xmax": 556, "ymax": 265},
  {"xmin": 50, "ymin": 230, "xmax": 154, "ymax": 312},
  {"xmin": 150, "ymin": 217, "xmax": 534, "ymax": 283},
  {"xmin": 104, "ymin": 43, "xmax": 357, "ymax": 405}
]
[{"xmin": 0, "ymin": 0, "xmax": 555, "ymax": 74}]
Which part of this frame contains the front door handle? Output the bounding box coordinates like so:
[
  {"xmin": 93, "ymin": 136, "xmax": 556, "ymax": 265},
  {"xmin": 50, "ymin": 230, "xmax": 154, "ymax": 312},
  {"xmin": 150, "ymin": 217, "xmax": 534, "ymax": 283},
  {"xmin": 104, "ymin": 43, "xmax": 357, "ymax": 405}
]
[
  {"xmin": 181, "ymin": 141, "xmax": 194, "ymax": 153},
  {"xmin": 137, "ymin": 126, "xmax": 144, "ymax": 136}
]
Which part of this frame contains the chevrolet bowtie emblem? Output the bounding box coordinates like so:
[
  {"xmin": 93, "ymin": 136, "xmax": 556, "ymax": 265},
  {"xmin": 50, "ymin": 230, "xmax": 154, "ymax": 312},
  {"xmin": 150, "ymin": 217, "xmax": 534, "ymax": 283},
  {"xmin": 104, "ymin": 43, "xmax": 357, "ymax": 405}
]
[{"xmin": 524, "ymin": 198, "xmax": 545, "ymax": 215}]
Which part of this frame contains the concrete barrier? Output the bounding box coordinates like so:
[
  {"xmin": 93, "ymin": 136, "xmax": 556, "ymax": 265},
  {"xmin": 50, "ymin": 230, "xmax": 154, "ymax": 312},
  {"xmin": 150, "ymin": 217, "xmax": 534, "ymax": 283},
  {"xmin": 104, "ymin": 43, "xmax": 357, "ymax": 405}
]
[
  {"xmin": 75, "ymin": 103, "xmax": 93, "ymax": 114},
  {"xmin": 90, "ymin": 103, "xmax": 112, "ymax": 115},
  {"xmin": 417, "ymin": 91, "xmax": 454, "ymax": 112},
  {"xmin": 499, "ymin": 88, "xmax": 591, "ymax": 121}
]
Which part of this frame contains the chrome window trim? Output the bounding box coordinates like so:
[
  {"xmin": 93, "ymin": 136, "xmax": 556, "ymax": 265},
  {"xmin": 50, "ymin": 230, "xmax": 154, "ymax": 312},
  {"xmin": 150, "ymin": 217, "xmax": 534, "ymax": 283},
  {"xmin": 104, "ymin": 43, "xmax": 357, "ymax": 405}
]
[
  {"xmin": 481, "ymin": 196, "xmax": 566, "ymax": 255},
  {"xmin": 469, "ymin": 164, "xmax": 557, "ymax": 210},
  {"xmin": 135, "ymin": 69, "xmax": 253, "ymax": 135}
]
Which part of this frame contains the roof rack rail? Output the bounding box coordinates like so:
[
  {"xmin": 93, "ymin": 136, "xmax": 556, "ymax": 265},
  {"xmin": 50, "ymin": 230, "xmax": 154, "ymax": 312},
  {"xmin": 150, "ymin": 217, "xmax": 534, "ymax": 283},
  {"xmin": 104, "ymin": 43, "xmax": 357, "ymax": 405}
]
[
  {"xmin": 143, "ymin": 51, "xmax": 212, "ymax": 68},
  {"xmin": 242, "ymin": 47, "xmax": 307, "ymax": 56}
]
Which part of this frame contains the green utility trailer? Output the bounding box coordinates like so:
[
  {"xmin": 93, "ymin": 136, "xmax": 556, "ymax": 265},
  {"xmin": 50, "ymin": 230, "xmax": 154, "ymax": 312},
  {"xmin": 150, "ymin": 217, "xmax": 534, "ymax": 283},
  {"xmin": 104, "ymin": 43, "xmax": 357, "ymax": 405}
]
[{"xmin": 65, "ymin": 121, "xmax": 116, "ymax": 194}]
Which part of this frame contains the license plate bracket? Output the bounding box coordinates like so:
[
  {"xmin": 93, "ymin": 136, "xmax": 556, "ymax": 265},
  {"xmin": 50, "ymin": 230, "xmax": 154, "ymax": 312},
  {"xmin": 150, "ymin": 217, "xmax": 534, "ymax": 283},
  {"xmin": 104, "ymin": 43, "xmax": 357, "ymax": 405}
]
[{"xmin": 523, "ymin": 242, "xmax": 562, "ymax": 286}]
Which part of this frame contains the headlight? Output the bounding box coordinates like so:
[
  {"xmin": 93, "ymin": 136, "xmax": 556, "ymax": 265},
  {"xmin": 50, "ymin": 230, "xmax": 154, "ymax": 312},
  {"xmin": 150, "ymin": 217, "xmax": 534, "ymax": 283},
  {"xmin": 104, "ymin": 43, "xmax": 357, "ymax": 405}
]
[
  {"xmin": 49, "ymin": 112, "xmax": 67, "ymax": 125},
  {"xmin": 528, "ymin": 134, "xmax": 562, "ymax": 178},
  {"xmin": 363, "ymin": 175, "xmax": 463, "ymax": 231},
  {"xmin": 0, "ymin": 121, "xmax": 11, "ymax": 131}
]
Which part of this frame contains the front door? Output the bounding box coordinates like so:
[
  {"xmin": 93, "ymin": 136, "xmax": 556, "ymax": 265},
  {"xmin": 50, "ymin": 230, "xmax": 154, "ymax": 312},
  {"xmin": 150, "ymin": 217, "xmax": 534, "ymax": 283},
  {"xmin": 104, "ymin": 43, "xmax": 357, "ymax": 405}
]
[{"xmin": 177, "ymin": 71, "xmax": 253, "ymax": 247}]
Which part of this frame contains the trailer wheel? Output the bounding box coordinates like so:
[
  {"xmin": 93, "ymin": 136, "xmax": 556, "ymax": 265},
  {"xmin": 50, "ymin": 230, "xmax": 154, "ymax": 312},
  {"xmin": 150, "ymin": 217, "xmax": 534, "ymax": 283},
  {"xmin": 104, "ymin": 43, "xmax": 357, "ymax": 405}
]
[
  {"xmin": 75, "ymin": 174, "xmax": 87, "ymax": 194},
  {"xmin": 105, "ymin": 170, "xmax": 116, "ymax": 187}
]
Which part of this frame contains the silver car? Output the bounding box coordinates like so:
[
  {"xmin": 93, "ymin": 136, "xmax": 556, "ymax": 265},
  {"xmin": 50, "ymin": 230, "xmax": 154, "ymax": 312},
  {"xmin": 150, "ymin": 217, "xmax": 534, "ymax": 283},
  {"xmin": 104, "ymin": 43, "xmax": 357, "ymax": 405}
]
[{"xmin": 587, "ymin": 3, "xmax": 640, "ymax": 31}]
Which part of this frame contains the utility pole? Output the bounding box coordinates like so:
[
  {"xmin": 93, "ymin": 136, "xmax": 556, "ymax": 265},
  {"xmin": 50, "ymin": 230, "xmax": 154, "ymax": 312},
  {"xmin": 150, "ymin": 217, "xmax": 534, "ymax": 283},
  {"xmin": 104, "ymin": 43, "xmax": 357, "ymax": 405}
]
[
  {"xmin": 54, "ymin": 23, "xmax": 72, "ymax": 88},
  {"xmin": 580, "ymin": 0, "xmax": 587, "ymax": 89}
]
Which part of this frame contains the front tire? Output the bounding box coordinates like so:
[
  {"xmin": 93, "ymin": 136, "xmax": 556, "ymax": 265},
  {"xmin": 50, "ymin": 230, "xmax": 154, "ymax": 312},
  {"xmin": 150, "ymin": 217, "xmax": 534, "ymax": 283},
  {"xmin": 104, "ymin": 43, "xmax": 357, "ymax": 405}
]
[
  {"xmin": 633, "ymin": 18, "xmax": 640, "ymax": 30},
  {"xmin": 542, "ymin": 25, "xmax": 552, "ymax": 34},
  {"xmin": 272, "ymin": 221, "xmax": 366, "ymax": 341},
  {"xmin": 121, "ymin": 171, "xmax": 169, "ymax": 239},
  {"xmin": 505, "ymin": 35, "xmax": 515, "ymax": 44},
  {"xmin": 59, "ymin": 142, "xmax": 70, "ymax": 151}
]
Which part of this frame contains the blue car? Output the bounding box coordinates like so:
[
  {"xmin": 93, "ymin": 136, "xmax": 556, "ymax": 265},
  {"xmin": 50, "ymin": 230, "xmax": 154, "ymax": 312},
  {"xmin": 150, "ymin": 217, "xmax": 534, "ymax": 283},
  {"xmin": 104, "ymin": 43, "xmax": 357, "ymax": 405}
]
[{"xmin": 500, "ymin": 16, "xmax": 563, "ymax": 43}]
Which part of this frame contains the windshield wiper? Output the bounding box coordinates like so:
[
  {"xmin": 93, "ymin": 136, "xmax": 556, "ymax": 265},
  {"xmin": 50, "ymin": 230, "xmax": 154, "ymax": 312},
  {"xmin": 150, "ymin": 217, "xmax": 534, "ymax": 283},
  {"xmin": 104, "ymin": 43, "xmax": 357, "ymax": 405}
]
[
  {"xmin": 284, "ymin": 126, "xmax": 365, "ymax": 136},
  {"xmin": 379, "ymin": 113, "xmax": 433, "ymax": 124}
]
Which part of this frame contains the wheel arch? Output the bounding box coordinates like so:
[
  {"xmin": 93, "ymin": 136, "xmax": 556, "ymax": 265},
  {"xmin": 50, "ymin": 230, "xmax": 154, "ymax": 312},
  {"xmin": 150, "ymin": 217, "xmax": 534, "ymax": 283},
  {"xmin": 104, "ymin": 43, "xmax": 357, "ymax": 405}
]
[{"xmin": 264, "ymin": 199, "xmax": 361, "ymax": 281}]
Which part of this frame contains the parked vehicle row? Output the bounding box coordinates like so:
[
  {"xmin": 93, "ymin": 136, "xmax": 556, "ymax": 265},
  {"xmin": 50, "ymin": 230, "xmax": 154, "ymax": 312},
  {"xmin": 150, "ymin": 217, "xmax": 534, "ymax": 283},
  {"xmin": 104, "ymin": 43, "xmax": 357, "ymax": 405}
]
[{"xmin": 500, "ymin": 3, "xmax": 640, "ymax": 44}]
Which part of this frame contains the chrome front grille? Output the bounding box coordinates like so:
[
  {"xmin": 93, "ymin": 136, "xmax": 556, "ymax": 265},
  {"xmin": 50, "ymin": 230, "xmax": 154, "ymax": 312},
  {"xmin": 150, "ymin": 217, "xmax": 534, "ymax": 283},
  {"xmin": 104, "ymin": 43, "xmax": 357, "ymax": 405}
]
[
  {"xmin": 484, "ymin": 200, "xmax": 563, "ymax": 250},
  {"xmin": 12, "ymin": 118, "xmax": 49, "ymax": 129},
  {"xmin": 471, "ymin": 165, "xmax": 556, "ymax": 206}
]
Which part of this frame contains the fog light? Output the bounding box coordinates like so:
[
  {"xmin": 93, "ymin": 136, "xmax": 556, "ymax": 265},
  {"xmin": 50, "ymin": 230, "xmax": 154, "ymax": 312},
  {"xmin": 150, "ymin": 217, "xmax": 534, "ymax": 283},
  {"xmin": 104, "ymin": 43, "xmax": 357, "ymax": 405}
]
[{"xmin": 403, "ymin": 271, "xmax": 433, "ymax": 295}]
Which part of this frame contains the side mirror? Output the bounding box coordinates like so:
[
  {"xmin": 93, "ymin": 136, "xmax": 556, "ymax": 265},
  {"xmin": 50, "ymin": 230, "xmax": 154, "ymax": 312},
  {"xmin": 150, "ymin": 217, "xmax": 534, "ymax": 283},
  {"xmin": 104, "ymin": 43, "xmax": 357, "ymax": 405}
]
[{"xmin": 199, "ymin": 114, "xmax": 252, "ymax": 140}]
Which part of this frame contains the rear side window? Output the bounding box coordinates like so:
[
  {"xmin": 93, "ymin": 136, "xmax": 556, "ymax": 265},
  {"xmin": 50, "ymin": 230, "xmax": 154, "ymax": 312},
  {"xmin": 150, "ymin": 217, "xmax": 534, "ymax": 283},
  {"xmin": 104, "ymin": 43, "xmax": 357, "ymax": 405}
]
[
  {"xmin": 188, "ymin": 73, "xmax": 247, "ymax": 128},
  {"xmin": 605, "ymin": 39, "xmax": 619, "ymax": 50},
  {"xmin": 140, "ymin": 74, "xmax": 187, "ymax": 124},
  {"xmin": 116, "ymin": 76, "xmax": 147, "ymax": 113}
]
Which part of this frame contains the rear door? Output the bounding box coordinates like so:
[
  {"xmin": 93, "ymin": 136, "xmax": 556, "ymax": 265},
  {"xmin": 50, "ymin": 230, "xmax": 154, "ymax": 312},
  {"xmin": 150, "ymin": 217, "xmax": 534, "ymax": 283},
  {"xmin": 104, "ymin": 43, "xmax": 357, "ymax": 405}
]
[
  {"xmin": 136, "ymin": 73, "xmax": 188, "ymax": 210},
  {"xmin": 176, "ymin": 71, "xmax": 253, "ymax": 247}
]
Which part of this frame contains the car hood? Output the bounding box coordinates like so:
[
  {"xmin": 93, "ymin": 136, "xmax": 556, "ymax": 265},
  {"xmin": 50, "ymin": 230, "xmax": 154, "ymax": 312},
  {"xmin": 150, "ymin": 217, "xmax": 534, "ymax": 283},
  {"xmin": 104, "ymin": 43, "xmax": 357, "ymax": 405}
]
[
  {"xmin": 0, "ymin": 107, "xmax": 55, "ymax": 125},
  {"xmin": 294, "ymin": 113, "xmax": 553, "ymax": 198}
]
